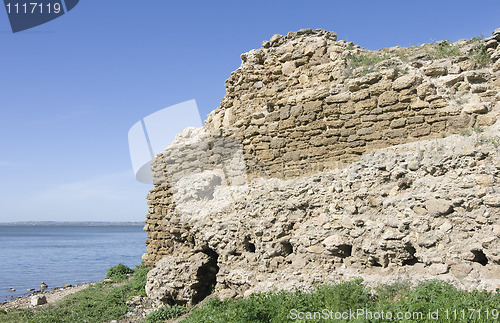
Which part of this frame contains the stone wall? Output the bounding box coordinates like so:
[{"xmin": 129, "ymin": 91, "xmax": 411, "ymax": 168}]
[
  {"xmin": 143, "ymin": 28, "xmax": 500, "ymax": 305},
  {"xmin": 146, "ymin": 131, "xmax": 500, "ymax": 305},
  {"xmin": 203, "ymin": 28, "xmax": 500, "ymax": 179}
]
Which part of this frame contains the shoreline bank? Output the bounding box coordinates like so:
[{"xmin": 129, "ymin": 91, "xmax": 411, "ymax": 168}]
[{"xmin": 0, "ymin": 282, "xmax": 94, "ymax": 310}]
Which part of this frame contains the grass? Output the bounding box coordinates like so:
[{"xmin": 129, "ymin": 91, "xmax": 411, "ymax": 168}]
[
  {"xmin": 474, "ymin": 126, "xmax": 484, "ymax": 134},
  {"xmin": 468, "ymin": 34, "xmax": 485, "ymax": 44},
  {"xmin": 146, "ymin": 304, "xmax": 188, "ymax": 323},
  {"xmin": 430, "ymin": 40, "xmax": 461, "ymax": 58},
  {"xmin": 460, "ymin": 130, "xmax": 472, "ymax": 136},
  {"xmin": 3, "ymin": 272, "xmax": 500, "ymax": 322},
  {"xmin": 175, "ymin": 279, "xmax": 500, "ymax": 322},
  {"xmin": 107, "ymin": 263, "xmax": 135, "ymax": 282},
  {"xmin": 348, "ymin": 53, "xmax": 391, "ymax": 68},
  {"xmin": 469, "ymin": 44, "xmax": 491, "ymax": 66},
  {"xmin": 346, "ymin": 52, "xmax": 391, "ymax": 75},
  {"xmin": 491, "ymin": 136, "xmax": 500, "ymax": 148},
  {"xmin": 0, "ymin": 263, "xmax": 148, "ymax": 323}
]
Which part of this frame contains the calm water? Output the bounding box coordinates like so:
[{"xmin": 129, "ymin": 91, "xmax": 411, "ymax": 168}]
[{"xmin": 0, "ymin": 225, "xmax": 146, "ymax": 302}]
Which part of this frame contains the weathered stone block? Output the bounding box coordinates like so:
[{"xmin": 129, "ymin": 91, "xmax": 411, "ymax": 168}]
[
  {"xmin": 356, "ymin": 98, "xmax": 377, "ymax": 110},
  {"xmin": 357, "ymin": 127, "xmax": 374, "ymax": 136},
  {"xmin": 385, "ymin": 128, "xmax": 407, "ymax": 138},
  {"xmin": 282, "ymin": 61, "xmax": 296, "ymax": 75},
  {"xmin": 31, "ymin": 295, "xmax": 47, "ymax": 306},
  {"xmin": 340, "ymin": 102, "xmax": 355, "ymax": 114},
  {"xmin": 378, "ymin": 91, "xmax": 399, "ymax": 107},
  {"xmin": 325, "ymin": 92, "xmax": 350, "ymax": 103},
  {"xmin": 424, "ymin": 65, "xmax": 447, "ymax": 76},
  {"xmin": 303, "ymin": 101, "xmax": 323, "ymax": 113},
  {"xmin": 369, "ymin": 81, "xmax": 392, "ymax": 96},
  {"xmin": 393, "ymin": 74, "xmax": 420, "ymax": 90},
  {"xmin": 407, "ymin": 116, "xmax": 425, "ymax": 124},
  {"xmin": 390, "ymin": 118, "xmax": 406, "ymax": 128},
  {"xmin": 351, "ymin": 90, "xmax": 370, "ymax": 102},
  {"xmin": 425, "ymin": 199, "xmax": 453, "ymax": 216}
]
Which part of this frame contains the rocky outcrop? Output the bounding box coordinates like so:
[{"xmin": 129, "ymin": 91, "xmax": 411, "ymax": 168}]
[{"xmin": 144, "ymin": 28, "xmax": 500, "ymax": 305}]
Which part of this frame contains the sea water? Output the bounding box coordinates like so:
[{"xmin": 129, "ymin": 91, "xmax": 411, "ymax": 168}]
[{"xmin": 0, "ymin": 224, "xmax": 147, "ymax": 302}]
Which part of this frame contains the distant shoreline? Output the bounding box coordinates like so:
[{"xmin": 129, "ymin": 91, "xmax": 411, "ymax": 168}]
[{"xmin": 0, "ymin": 221, "xmax": 144, "ymax": 226}]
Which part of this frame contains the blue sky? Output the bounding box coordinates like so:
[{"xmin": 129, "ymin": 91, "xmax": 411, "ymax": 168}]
[{"xmin": 0, "ymin": 1, "xmax": 498, "ymax": 222}]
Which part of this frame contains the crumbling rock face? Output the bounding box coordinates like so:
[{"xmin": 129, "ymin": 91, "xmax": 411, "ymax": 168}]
[
  {"xmin": 146, "ymin": 130, "xmax": 500, "ymax": 304},
  {"xmin": 144, "ymin": 28, "xmax": 500, "ymax": 305},
  {"xmin": 202, "ymin": 28, "xmax": 500, "ymax": 180},
  {"xmin": 146, "ymin": 250, "xmax": 219, "ymax": 306}
]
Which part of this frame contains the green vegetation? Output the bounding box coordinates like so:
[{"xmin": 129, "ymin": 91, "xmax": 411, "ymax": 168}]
[
  {"xmin": 466, "ymin": 34, "xmax": 490, "ymax": 66},
  {"xmin": 474, "ymin": 126, "xmax": 485, "ymax": 134},
  {"xmin": 130, "ymin": 263, "xmax": 149, "ymax": 297},
  {"xmin": 347, "ymin": 52, "xmax": 390, "ymax": 69},
  {"xmin": 0, "ymin": 263, "xmax": 148, "ymax": 323},
  {"xmin": 469, "ymin": 43, "xmax": 491, "ymax": 67},
  {"xmin": 491, "ymin": 136, "xmax": 500, "ymax": 148},
  {"xmin": 177, "ymin": 279, "xmax": 500, "ymax": 323},
  {"xmin": 430, "ymin": 40, "xmax": 460, "ymax": 58},
  {"xmin": 146, "ymin": 304, "xmax": 187, "ymax": 323},
  {"xmin": 3, "ymin": 275, "xmax": 500, "ymax": 323},
  {"xmin": 106, "ymin": 263, "xmax": 135, "ymax": 282},
  {"xmin": 393, "ymin": 46, "xmax": 418, "ymax": 62},
  {"xmin": 346, "ymin": 42, "xmax": 356, "ymax": 50},
  {"xmin": 460, "ymin": 130, "xmax": 472, "ymax": 136},
  {"xmin": 468, "ymin": 34, "xmax": 485, "ymax": 44}
]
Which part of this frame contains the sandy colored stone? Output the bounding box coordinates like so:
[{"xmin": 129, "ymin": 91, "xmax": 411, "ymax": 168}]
[
  {"xmin": 143, "ymin": 28, "xmax": 500, "ymax": 304},
  {"xmin": 425, "ymin": 199, "xmax": 453, "ymax": 216}
]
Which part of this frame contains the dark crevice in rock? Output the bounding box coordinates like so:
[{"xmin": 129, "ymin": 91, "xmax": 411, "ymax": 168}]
[
  {"xmin": 471, "ymin": 249, "xmax": 488, "ymax": 266},
  {"xmin": 280, "ymin": 241, "xmax": 293, "ymax": 256},
  {"xmin": 402, "ymin": 244, "xmax": 419, "ymax": 266},
  {"xmin": 333, "ymin": 244, "xmax": 352, "ymax": 258},
  {"xmin": 192, "ymin": 248, "xmax": 219, "ymax": 304},
  {"xmin": 244, "ymin": 236, "xmax": 256, "ymax": 253}
]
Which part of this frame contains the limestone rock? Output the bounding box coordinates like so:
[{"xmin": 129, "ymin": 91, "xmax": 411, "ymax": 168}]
[
  {"xmin": 322, "ymin": 235, "xmax": 352, "ymax": 257},
  {"xmin": 450, "ymin": 263, "xmax": 472, "ymax": 279},
  {"xmin": 428, "ymin": 264, "xmax": 449, "ymax": 275},
  {"xmin": 424, "ymin": 65, "xmax": 447, "ymax": 76},
  {"xmin": 393, "ymin": 74, "xmax": 420, "ymax": 90},
  {"xmin": 146, "ymin": 252, "xmax": 218, "ymax": 305},
  {"xmin": 143, "ymin": 28, "xmax": 500, "ymax": 304},
  {"xmin": 425, "ymin": 199, "xmax": 453, "ymax": 216},
  {"xmin": 483, "ymin": 195, "xmax": 500, "ymax": 207},
  {"xmin": 31, "ymin": 295, "xmax": 47, "ymax": 306},
  {"xmin": 282, "ymin": 61, "xmax": 296, "ymax": 75}
]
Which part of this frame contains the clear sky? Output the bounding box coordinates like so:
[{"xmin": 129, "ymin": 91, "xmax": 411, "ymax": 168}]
[{"xmin": 0, "ymin": 0, "xmax": 498, "ymax": 222}]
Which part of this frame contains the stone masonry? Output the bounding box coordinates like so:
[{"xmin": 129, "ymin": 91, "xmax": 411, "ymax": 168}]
[{"xmin": 144, "ymin": 28, "xmax": 500, "ymax": 305}]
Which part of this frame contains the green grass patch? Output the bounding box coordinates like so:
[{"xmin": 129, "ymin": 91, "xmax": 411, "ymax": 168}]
[
  {"xmin": 468, "ymin": 34, "xmax": 485, "ymax": 44},
  {"xmin": 146, "ymin": 304, "xmax": 188, "ymax": 323},
  {"xmin": 347, "ymin": 52, "xmax": 390, "ymax": 69},
  {"xmin": 0, "ymin": 263, "xmax": 149, "ymax": 323},
  {"xmin": 106, "ymin": 263, "xmax": 134, "ymax": 282},
  {"xmin": 469, "ymin": 44, "xmax": 491, "ymax": 67},
  {"xmin": 429, "ymin": 40, "xmax": 460, "ymax": 58},
  {"xmin": 460, "ymin": 130, "xmax": 472, "ymax": 136},
  {"xmin": 474, "ymin": 126, "xmax": 485, "ymax": 134},
  {"xmin": 180, "ymin": 279, "xmax": 500, "ymax": 323},
  {"xmin": 491, "ymin": 136, "xmax": 500, "ymax": 148}
]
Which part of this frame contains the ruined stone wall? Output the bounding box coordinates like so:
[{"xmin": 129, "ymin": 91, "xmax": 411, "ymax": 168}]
[
  {"xmin": 204, "ymin": 28, "xmax": 500, "ymax": 179},
  {"xmin": 143, "ymin": 29, "xmax": 500, "ymax": 304}
]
